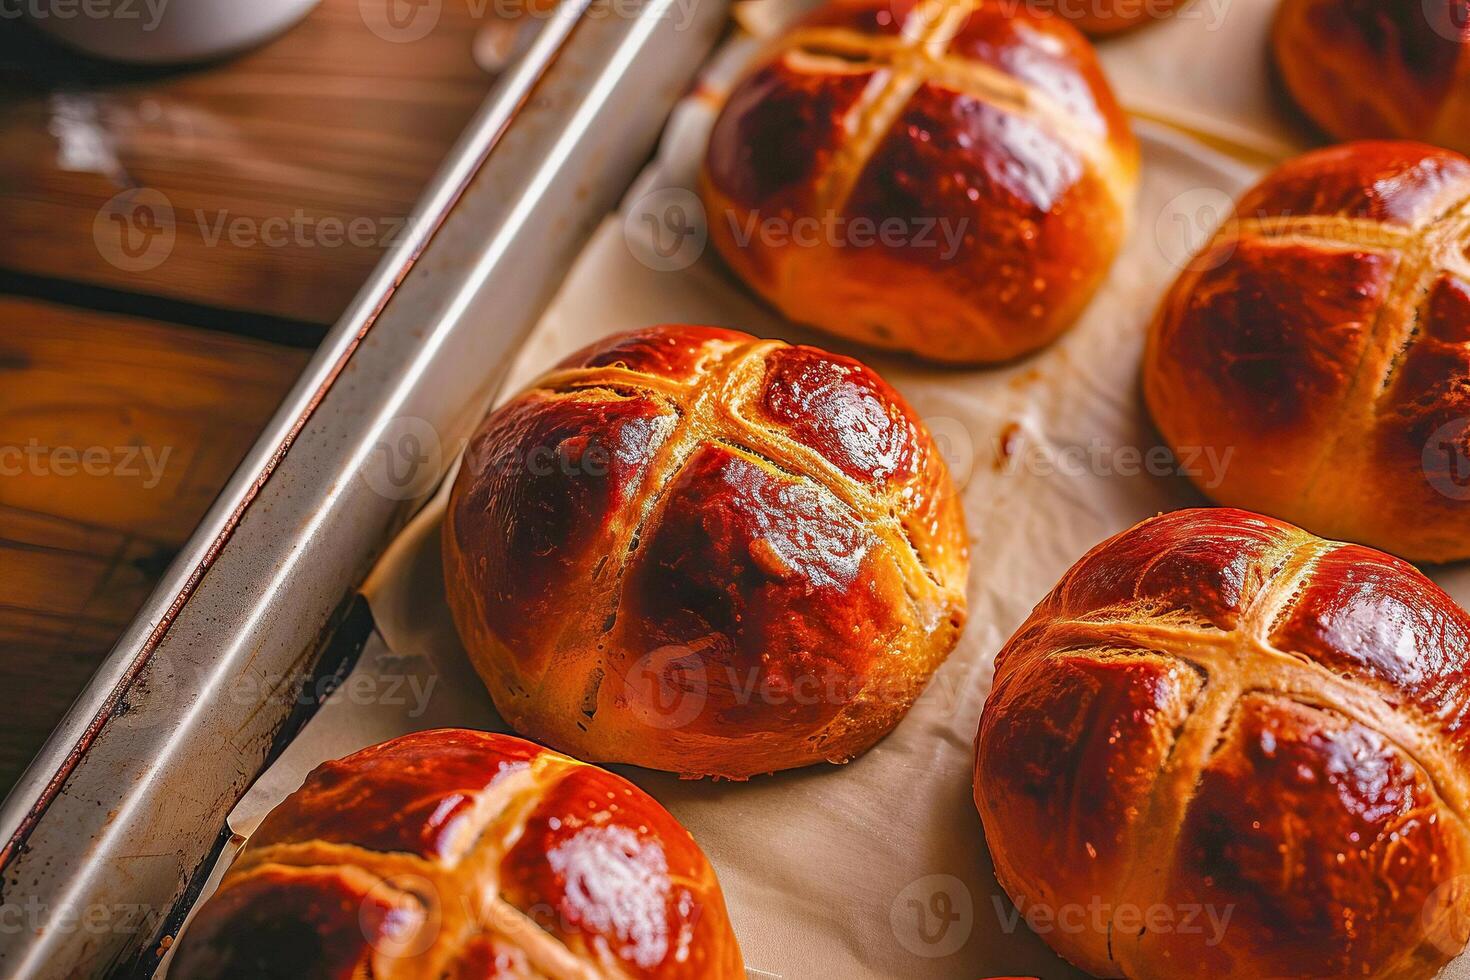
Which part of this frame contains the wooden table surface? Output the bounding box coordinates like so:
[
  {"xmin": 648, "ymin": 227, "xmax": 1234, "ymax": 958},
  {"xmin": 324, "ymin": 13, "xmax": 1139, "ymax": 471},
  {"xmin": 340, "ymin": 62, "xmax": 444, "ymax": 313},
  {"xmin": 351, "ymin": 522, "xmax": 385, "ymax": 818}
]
[{"xmin": 0, "ymin": 0, "xmax": 502, "ymax": 792}]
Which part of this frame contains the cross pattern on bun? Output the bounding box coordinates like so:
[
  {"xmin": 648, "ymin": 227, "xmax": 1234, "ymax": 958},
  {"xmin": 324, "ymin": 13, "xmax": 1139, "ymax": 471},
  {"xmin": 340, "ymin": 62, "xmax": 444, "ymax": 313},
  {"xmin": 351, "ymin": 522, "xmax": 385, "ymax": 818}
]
[
  {"xmin": 171, "ymin": 730, "xmax": 743, "ymax": 978},
  {"xmin": 700, "ymin": 0, "xmax": 1138, "ymax": 363},
  {"xmin": 975, "ymin": 508, "xmax": 1470, "ymax": 979},
  {"xmin": 444, "ymin": 325, "xmax": 969, "ymax": 779},
  {"xmin": 1145, "ymin": 141, "xmax": 1470, "ymax": 562}
]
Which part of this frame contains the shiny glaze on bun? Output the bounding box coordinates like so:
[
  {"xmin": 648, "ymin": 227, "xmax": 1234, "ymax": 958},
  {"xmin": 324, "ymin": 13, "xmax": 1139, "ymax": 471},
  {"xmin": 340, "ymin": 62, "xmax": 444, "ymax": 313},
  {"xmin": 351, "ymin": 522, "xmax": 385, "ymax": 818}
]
[
  {"xmin": 1274, "ymin": 0, "xmax": 1470, "ymax": 153},
  {"xmin": 444, "ymin": 325, "xmax": 969, "ymax": 778},
  {"xmin": 1145, "ymin": 141, "xmax": 1470, "ymax": 562},
  {"xmin": 171, "ymin": 730, "xmax": 744, "ymax": 978},
  {"xmin": 701, "ymin": 0, "xmax": 1138, "ymax": 363},
  {"xmin": 976, "ymin": 508, "xmax": 1470, "ymax": 979}
]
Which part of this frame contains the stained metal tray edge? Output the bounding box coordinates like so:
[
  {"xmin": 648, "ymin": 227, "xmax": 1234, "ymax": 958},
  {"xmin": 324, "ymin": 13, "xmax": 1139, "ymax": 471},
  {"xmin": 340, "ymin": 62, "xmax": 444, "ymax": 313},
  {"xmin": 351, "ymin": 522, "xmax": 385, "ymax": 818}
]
[{"xmin": 0, "ymin": 0, "xmax": 728, "ymax": 972}]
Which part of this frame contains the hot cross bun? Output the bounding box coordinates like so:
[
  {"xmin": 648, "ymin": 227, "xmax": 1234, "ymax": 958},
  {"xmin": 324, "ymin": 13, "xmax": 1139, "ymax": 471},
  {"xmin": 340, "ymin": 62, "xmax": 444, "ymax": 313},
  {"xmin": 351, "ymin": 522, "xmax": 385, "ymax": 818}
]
[
  {"xmin": 443, "ymin": 325, "xmax": 969, "ymax": 778},
  {"xmin": 1274, "ymin": 0, "xmax": 1470, "ymax": 154},
  {"xmin": 1145, "ymin": 141, "xmax": 1470, "ymax": 562},
  {"xmin": 976, "ymin": 508, "xmax": 1470, "ymax": 978},
  {"xmin": 700, "ymin": 0, "xmax": 1139, "ymax": 363},
  {"xmin": 171, "ymin": 730, "xmax": 743, "ymax": 978}
]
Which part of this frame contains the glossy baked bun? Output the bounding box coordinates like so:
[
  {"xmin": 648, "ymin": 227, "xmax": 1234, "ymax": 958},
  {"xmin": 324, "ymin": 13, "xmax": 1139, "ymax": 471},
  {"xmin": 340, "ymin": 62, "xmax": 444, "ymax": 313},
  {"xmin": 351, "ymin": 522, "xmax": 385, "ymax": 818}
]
[
  {"xmin": 443, "ymin": 325, "xmax": 968, "ymax": 779},
  {"xmin": 171, "ymin": 730, "xmax": 743, "ymax": 978},
  {"xmin": 1145, "ymin": 141, "xmax": 1470, "ymax": 563},
  {"xmin": 700, "ymin": 0, "xmax": 1138, "ymax": 364},
  {"xmin": 1025, "ymin": 0, "xmax": 1186, "ymax": 34},
  {"xmin": 1274, "ymin": 0, "xmax": 1470, "ymax": 153},
  {"xmin": 975, "ymin": 508, "xmax": 1470, "ymax": 979}
]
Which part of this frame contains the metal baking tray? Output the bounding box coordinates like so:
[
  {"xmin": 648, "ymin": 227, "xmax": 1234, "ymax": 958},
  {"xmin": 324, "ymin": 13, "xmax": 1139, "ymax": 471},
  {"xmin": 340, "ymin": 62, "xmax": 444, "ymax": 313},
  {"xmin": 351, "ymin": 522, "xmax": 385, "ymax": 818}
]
[{"xmin": 0, "ymin": 0, "xmax": 728, "ymax": 974}]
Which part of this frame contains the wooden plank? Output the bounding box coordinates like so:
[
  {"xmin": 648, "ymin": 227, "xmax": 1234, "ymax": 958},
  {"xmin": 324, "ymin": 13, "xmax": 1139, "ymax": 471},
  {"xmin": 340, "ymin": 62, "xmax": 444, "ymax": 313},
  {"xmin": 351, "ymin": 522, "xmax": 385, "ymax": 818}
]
[
  {"xmin": 0, "ymin": 0, "xmax": 499, "ymax": 327},
  {"xmin": 0, "ymin": 606, "xmax": 130, "ymax": 784},
  {"xmin": 0, "ymin": 298, "xmax": 309, "ymax": 787},
  {"xmin": 0, "ymin": 298, "xmax": 310, "ymax": 540}
]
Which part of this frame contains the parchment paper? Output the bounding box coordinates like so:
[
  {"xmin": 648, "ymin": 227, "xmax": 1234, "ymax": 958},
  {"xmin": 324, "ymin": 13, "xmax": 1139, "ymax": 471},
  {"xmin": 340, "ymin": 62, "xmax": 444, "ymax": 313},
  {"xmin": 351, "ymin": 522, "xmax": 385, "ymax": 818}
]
[{"xmin": 198, "ymin": 2, "xmax": 1470, "ymax": 977}]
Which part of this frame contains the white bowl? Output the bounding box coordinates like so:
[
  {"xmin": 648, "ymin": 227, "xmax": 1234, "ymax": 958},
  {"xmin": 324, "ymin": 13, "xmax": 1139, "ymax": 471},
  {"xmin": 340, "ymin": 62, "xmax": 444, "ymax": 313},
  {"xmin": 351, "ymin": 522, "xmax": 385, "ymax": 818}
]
[{"xmin": 26, "ymin": 0, "xmax": 322, "ymax": 65}]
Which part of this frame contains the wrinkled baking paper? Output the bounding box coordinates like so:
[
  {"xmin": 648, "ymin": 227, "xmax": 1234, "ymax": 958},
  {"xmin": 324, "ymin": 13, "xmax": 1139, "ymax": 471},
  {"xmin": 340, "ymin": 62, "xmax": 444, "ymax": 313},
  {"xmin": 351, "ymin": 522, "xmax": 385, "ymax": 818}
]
[{"xmin": 197, "ymin": 0, "xmax": 1470, "ymax": 977}]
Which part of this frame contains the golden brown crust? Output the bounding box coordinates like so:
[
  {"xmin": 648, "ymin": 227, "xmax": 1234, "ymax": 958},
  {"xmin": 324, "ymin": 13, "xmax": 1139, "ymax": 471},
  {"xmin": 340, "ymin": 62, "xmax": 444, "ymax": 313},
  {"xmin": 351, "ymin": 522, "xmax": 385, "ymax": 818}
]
[
  {"xmin": 444, "ymin": 325, "xmax": 969, "ymax": 779},
  {"xmin": 1274, "ymin": 0, "xmax": 1470, "ymax": 154},
  {"xmin": 1144, "ymin": 140, "xmax": 1470, "ymax": 562},
  {"xmin": 700, "ymin": 0, "xmax": 1138, "ymax": 364},
  {"xmin": 170, "ymin": 730, "xmax": 743, "ymax": 979},
  {"xmin": 975, "ymin": 508, "xmax": 1470, "ymax": 979}
]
